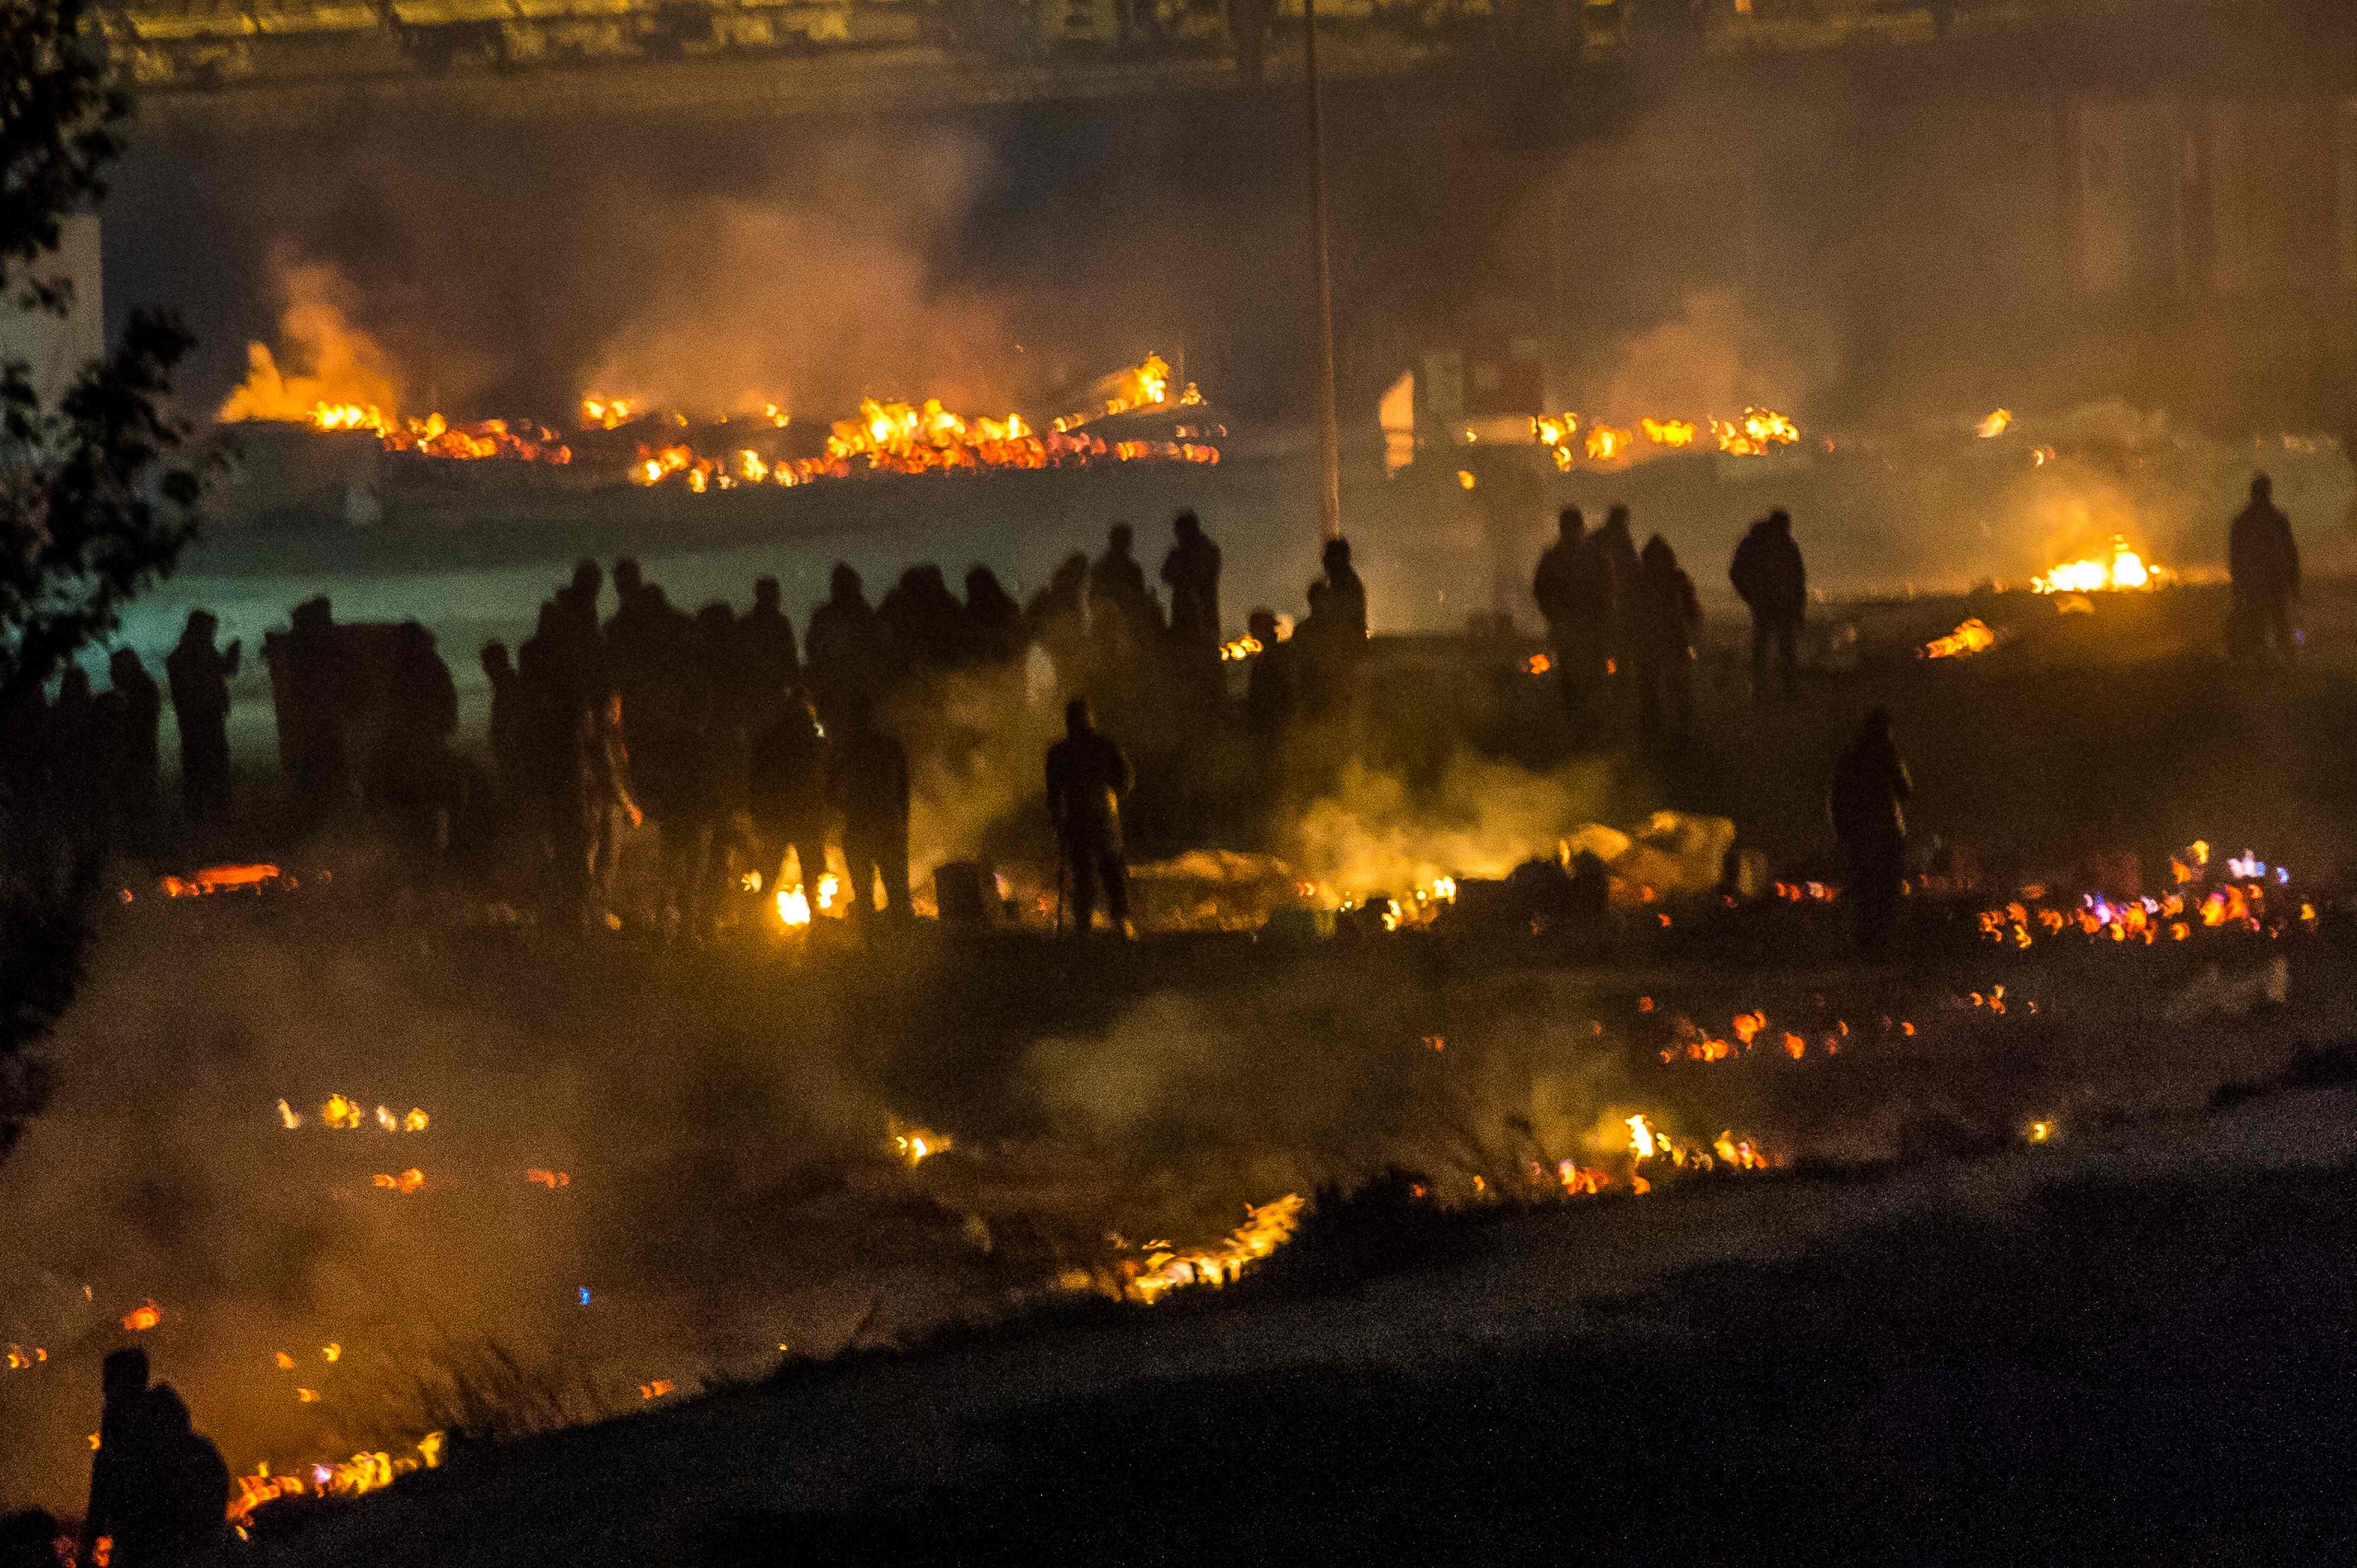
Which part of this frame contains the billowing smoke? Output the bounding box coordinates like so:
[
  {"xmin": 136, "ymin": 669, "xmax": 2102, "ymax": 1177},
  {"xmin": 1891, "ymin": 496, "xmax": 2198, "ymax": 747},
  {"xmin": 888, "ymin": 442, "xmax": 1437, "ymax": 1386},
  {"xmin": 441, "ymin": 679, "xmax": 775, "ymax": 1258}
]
[
  {"xmin": 577, "ymin": 137, "xmax": 1022, "ymax": 417},
  {"xmin": 214, "ymin": 254, "xmax": 407, "ymax": 421},
  {"xmin": 1590, "ymin": 287, "xmax": 1845, "ymax": 430}
]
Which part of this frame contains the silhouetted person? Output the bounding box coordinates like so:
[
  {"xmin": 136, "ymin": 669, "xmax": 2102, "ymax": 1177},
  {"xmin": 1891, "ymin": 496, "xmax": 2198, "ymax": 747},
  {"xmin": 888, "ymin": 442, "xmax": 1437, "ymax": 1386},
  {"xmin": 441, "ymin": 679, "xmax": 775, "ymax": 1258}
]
[
  {"xmin": 1315, "ymin": 535, "xmax": 1367, "ymax": 640},
  {"xmin": 1831, "ymin": 707, "xmax": 1912, "ymax": 958},
  {"xmin": 1024, "ymin": 552, "xmax": 1093, "ymax": 688},
  {"xmin": 1594, "ymin": 505, "xmax": 1643, "ymax": 685},
  {"xmin": 1047, "ymin": 697, "xmax": 1133, "ymax": 935},
  {"xmin": 737, "ymin": 577, "xmax": 800, "ymax": 722},
  {"xmin": 0, "ymin": 1508, "xmax": 64, "ymax": 1568},
  {"xmin": 1242, "ymin": 607, "xmax": 1296, "ymax": 736},
  {"xmin": 142, "ymin": 1384, "xmax": 227, "ymax": 1568},
  {"xmin": 2228, "ymin": 471, "xmax": 2299, "ymax": 663},
  {"xmin": 963, "ymin": 565, "xmax": 1023, "ymax": 665},
  {"xmin": 555, "ymin": 558, "xmax": 603, "ymax": 642},
  {"xmin": 878, "ymin": 563, "xmax": 972, "ymax": 670},
  {"xmin": 1730, "ymin": 509, "xmax": 1806, "ymax": 696},
  {"xmin": 1298, "ymin": 537, "xmax": 1369, "ymax": 722},
  {"xmin": 1161, "ymin": 510, "xmax": 1223, "ymax": 646},
  {"xmin": 654, "ymin": 603, "xmax": 740, "ymax": 938},
  {"xmin": 749, "ymin": 687, "xmax": 831, "ymax": 905},
  {"xmin": 1633, "ymin": 534, "xmax": 1699, "ymax": 739},
  {"xmin": 100, "ymin": 649, "xmax": 164, "ymax": 853},
  {"xmin": 1534, "ymin": 508, "xmax": 1615, "ymax": 725},
  {"xmin": 268, "ymin": 596, "xmax": 357, "ymax": 818},
  {"xmin": 514, "ymin": 605, "xmax": 584, "ymax": 899},
  {"xmin": 1090, "ymin": 523, "xmax": 1162, "ymax": 661},
  {"xmin": 85, "ymin": 1348, "xmax": 160, "ymax": 1568},
  {"xmin": 164, "ymin": 610, "xmax": 238, "ymax": 823},
  {"xmin": 604, "ymin": 557, "xmax": 644, "ymax": 639},
  {"xmin": 830, "ymin": 698, "xmax": 910, "ymax": 924},
  {"xmin": 805, "ymin": 563, "xmax": 887, "ymax": 728},
  {"xmin": 481, "ymin": 641, "xmax": 524, "ymax": 798},
  {"xmin": 571, "ymin": 689, "xmax": 642, "ymax": 933},
  {"xmin": 369, "ymin": 623, "xmax": 461, "ymax": 864},
  {"xmin": 49, "ymin": 666, "xmax": 108, "ymax": 856}
]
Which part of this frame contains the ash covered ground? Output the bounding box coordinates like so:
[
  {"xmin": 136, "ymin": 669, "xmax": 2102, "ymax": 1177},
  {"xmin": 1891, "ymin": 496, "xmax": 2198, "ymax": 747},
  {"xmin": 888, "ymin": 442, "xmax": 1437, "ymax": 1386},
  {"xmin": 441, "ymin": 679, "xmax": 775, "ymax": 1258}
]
[{"xmin": 7, "ymin": 552, "xmax": 2357, "ymax": 1551}]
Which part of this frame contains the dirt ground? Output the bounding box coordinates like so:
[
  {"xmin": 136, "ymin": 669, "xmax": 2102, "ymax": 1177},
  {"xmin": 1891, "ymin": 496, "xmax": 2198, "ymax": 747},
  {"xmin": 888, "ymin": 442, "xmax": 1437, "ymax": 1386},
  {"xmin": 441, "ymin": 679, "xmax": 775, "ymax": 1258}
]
[{"xmin": 3, "ymin": 577, "xmax": 2354, "ymax": 1541}]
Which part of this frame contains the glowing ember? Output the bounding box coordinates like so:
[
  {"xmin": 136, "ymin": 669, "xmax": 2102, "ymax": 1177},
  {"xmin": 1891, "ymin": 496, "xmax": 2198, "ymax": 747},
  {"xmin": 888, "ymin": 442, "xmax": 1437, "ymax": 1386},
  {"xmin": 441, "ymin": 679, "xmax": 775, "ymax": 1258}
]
[
  {"xmin": 1523, "ymin": 652, "xmax": 1554, "ymax": 674},
  {"xmin": 2030, "ymin": 536, "xmax": 2171, "ymax": 594},
  {"xmin": 2026, "ymin": 1120, "xmax": 2055, "ymax": 1143},
  {"xmin": 892, "ymin": 1126, "xmax": 951, "ymax": 1166},
  {"xmin": 1922, "ymin": 617, "xmax": 1997, "ymax": 659},
  {"xmin": 526, "ymin": 1169, "xmax": 570, "ymax": 1188},
  {"xmin": 121, "ymin": 1301, "xmax": 161, "ymax": 1333},
  {"xmin": 638, "ymin": 1379, "xmax": 676, "ymax": 1400}
]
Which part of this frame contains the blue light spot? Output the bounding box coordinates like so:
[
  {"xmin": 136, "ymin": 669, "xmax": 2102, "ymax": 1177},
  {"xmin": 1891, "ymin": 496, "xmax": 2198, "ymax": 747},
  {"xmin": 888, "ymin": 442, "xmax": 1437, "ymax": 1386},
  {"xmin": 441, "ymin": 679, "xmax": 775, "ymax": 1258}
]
[{"xmin": 578, "ymin": 1287, "xmax": 592, "ymax": 1306}]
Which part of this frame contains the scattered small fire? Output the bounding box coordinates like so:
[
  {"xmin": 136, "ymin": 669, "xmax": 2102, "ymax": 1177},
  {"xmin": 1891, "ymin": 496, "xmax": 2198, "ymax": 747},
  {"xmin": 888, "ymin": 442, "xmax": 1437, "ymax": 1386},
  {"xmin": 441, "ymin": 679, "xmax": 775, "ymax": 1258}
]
[
  {"xmin": 160, "ymin": 863, "xmax": 289, "ymax": 898},
  {"xmin": 227, "ymin": 1433, "xmax": 444, "ymax": 1529},
  {"xmin": 1118, "ymin": 1193, "xmax": 1305, "ymax": 1304},
  {"xmin": 580, "ymin": 396, "xmax": 638, "ymax": 430},
  {"xmin": 1219, "ymin": 634, "xmax": 1265, "ymax": 662},
  {"xmin": 638, "ymin": 1379, "xmax": 676, "ymax": 1400},
  {"xmin": 2030, "ymin": 536, "xmax": 2172, "ymax": 595},
  {"xmin": 1975, "ymin": 409, "xmax": 2013, "ymax": 438},
  {"xmin": 1710, "ymin": 406, "xmax": 1800, "ymax": 457},
  {"xmin": 369, "ymin": 1169, "xmax": 425, "ymax": 1195},
  {"xmin": 121, "ymin": 1301, "xmax": 161, "ymax": 1333},
  {"xmin": 1532, "ymin": 406, "xmax": 1796, "ymax": 469},
  {"xmin": 1922, "ymin": 617, "xmax": 1997, "ymax": 660},
  {"xmin": 526, "ymin": 1168, "xmax": 571, "ymax": 1188}
]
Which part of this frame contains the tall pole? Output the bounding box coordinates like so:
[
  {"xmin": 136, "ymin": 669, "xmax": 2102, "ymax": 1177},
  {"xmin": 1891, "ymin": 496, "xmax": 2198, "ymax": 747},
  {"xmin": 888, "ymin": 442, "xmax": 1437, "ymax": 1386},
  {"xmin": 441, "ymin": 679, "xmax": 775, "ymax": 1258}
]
[{"xmin": 1302, "ymin": 0, "xmax": 1343, "ymax": 542}]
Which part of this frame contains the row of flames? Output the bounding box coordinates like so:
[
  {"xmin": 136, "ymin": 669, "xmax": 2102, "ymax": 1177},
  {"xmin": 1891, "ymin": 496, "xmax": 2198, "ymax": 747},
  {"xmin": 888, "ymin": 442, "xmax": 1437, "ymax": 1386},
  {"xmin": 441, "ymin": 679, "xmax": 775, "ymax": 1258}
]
[
  {"xmin": 623, "ymin": 361, "xmax": 1216, "ymax": 494},
  {"xmin": 1530, "ymin": 406, "xmax": 1798, "ymax": 470},
  {"xmin": 216, "ymin": 332, "xmax": 1217, "ymax": 489}
]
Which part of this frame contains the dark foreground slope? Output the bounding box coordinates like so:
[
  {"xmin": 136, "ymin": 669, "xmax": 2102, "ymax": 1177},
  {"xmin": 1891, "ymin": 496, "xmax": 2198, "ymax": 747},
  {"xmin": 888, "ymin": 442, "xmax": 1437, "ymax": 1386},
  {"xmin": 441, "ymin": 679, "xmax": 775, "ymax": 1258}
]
[{"xmin": 260, "ymin": 1071, "xmax": 2357, "ymax": 1568}]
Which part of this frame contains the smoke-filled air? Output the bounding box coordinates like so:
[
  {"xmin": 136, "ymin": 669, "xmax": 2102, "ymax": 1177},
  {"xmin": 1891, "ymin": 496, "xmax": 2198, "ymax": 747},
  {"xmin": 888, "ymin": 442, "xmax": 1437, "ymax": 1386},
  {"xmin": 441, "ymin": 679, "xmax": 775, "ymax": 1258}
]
[{"xmin": 7, "ymin": 3, "xmax": 2357, "ymax": 1561}]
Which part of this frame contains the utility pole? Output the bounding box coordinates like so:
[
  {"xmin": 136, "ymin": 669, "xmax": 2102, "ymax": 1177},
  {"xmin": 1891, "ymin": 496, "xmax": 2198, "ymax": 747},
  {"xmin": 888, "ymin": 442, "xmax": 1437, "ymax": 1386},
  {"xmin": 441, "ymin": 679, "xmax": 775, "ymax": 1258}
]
[{"xmin": 1302, "ymin": 0, "xmax": 1343, "ymax": 542}]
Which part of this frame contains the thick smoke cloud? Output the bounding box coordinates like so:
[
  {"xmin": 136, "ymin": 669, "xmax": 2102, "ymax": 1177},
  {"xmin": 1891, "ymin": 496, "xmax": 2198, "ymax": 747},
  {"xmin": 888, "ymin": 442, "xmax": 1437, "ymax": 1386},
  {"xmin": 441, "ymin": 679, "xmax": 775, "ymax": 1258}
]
[{"xmin": 577, "ymin": 137, "xmax": 1024, "ymax": 418}]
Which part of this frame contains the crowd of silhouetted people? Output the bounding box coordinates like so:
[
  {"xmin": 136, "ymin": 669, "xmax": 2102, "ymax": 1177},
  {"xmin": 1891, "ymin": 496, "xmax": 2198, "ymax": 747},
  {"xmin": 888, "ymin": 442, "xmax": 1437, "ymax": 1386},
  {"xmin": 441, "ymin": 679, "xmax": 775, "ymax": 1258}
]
[{"xmin": 0, "ymin": 472, "xmax": 2304, "ymax": 945}]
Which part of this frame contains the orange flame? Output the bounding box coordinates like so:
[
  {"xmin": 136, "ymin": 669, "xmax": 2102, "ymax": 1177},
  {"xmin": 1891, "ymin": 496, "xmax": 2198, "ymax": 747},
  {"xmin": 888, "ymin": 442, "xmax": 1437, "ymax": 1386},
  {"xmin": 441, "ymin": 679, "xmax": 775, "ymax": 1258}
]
[
  {"xmin": 121, "ymin": 1301, "xmax": 161, "ymax": 1333},
  {"xmin": 1922, "ymin": 617, "xmax": 1997, "ymax": 659}
]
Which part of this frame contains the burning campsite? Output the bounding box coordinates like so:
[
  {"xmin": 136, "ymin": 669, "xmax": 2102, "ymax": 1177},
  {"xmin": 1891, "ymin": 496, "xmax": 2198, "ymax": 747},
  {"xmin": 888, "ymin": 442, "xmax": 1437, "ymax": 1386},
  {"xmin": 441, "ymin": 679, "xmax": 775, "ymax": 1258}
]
[{"xmin": 8, "ymin": 0, "xmax": 2357, "ymax": 1562}]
